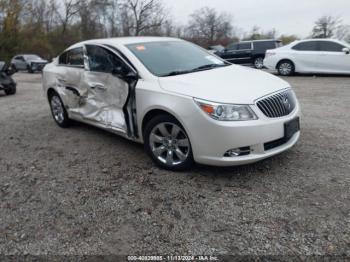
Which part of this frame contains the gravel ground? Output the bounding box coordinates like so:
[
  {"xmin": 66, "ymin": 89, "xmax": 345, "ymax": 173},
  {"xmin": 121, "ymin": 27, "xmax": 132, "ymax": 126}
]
[{"xmin": 0, "ymin": 72, "xmax": 350, "ymax": 256}]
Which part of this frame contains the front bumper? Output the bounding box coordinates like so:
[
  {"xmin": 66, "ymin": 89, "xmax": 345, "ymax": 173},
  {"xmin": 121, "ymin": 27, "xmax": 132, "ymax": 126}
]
[
  {"xmin": 31, "ymin": 63, "xmax": 47, "ymax": 71},
  {"xmin": 185, "ymin": 103, "xmax": 301, "ymax": 167}
]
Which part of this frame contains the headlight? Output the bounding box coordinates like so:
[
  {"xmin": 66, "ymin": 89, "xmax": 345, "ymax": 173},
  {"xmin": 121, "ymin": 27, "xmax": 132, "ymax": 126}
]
[{"xmin": 194, "ymin": 98, "xmax": 258, "ymax": 121}]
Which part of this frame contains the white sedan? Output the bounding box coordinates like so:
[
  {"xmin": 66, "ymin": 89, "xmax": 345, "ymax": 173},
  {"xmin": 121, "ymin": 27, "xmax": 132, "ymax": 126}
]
[
  {"xmin": 264, "ymin": 39, "xmax": 350, "ymax": 76},
  {"xmin": 43, "ymin": 37, "xmax": 301, "ymax": 170}
]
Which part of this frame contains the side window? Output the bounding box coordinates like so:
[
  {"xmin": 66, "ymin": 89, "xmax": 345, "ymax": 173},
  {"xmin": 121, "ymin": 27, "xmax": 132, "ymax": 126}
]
[
  {"xmin": 16, "ymin": 56, "xmax": 24, "ymax": 61},
  {"xmin": 238, "ymin": 42, "xmax": 252, "ymax": 50},
  {"xmin": 86, "ymin": 45, "xmax": 129, "ymax": 74},
  {"xmin": 292, "ymin": 41, "xmax": 319, "ymax": 51},
  {"xmin": 58, "ymin": 52, "xmax": 68, "ymax": 65},
  {"xmin": 254, "ymin": 41, "xmax": 277, "ymax": 51},
  {"xmin": 319, "ymin": 41, "xmax": 344, "ymax": 52},
  {"xmin": 227, "ymin": 43, "xmax": 238, "ymax": 50},
  {"xmin": 67, "ymin": 48, "xmax": 84, "ymax": 67}
]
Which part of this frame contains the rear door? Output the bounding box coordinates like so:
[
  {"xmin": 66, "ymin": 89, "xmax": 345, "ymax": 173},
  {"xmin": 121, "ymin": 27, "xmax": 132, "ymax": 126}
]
[
  {"xmin": 221, "ymin": 42, "xmax": 253, "ymax": 64},
  {"xmin": 235, "ymin": 42, "xmax": 253, "ymax": 64},
  {"xmin": 317, "ymin": 41, "xmax": 350, "ymax": 73},
  {"xmin": 56, "ymin": 48, "xmax": 86, "ymax": 110},
  {"xmin": 79, "ymin": 45, "xmax": 130, "ymax": 132},
  {"xmin": 220, "ymin": 43, "xmax": 239, "ymax": 62}
]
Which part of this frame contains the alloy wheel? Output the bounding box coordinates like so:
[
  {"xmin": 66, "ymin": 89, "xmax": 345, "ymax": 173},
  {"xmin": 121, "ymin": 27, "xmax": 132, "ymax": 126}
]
[
  {"xmin": 254, "ymin": 57, "xmax": 264, "ymax": 69},
  {"xmin": 279, "ymin": 62, "xmax": 293, "ymax": 76},
  {"xmin": 149, "ymin": 122, "xmax": 190, "ymax": 167},
  {"xmin": 50, "ymin": 95, "xmax": 65, "ymax": 124}
]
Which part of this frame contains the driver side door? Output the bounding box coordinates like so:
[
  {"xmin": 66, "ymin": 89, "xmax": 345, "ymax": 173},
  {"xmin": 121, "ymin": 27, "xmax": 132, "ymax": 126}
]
[{"xmin": 78, "ymin": 45, "xmax": 130, "ymax": 132}]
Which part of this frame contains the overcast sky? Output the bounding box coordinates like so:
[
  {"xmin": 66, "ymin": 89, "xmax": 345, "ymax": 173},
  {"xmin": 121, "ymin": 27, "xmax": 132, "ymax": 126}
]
[{"xmin": 165, "ymin": 0, "xmax": 350, "ymax": 37}]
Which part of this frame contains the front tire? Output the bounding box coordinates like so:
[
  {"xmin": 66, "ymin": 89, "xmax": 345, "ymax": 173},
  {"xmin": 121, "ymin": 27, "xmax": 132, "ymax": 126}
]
[
  {"xmin": 10, "ymin": 64, "xmax": 18, "ymax": 72},
  {"xmin": 27, "ymin": 65, "xmax": 34, "ymax": 74},
  {"xmin": 144, "ymin": 114, "xmax": 194, "ymax": 171},
  {"xmin": 254, "ymin": 57, "xmax": 264, "ymax": 69},
  {"xmin": 277, "ymin": 60, "xmax": 295, "ymax": 76},
  {"xmin": 49, "ymin": 92, "xmax": 70, "ymax": 128}
]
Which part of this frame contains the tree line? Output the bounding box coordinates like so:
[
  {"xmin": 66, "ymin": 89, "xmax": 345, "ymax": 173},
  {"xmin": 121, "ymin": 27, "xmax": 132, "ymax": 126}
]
[{"xmin": 0, "ymin": 0, "xmax": 349, "ymax": 63}]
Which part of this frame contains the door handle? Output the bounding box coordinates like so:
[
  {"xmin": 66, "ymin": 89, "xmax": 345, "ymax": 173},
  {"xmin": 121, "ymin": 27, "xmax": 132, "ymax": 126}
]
[{"xmin": 57, "ymin": 78, "xmax": 66, "ymax": 83}]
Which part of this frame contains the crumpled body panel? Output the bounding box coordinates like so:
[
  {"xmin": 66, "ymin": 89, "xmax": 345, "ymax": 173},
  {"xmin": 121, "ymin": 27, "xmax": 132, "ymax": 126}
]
[
  {"xmin": 72, "ymin": 71, "xmax": 129, "ymax": 130},
  {"xmin": 43, "ymin": 62, "xmax": 129, "ymax": 133}
]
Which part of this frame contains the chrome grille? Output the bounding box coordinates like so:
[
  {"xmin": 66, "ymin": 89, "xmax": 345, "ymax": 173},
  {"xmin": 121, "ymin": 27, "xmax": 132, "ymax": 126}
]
[{"xmin": 257, "ymin": 89, "xmax": 296, "ymax": 118}]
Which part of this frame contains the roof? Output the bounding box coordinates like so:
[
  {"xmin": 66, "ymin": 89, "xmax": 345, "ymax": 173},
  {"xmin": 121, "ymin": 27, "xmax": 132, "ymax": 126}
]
[
  {"xmin": 68, "ymin": 36, "xmax": 182, "ymax": 50},
  {"xmin": 290, "ymin": 38, "xmax": 350, "ymax": 47},
  {"xmin": 241, "ymin": 39, "xmax": 280, "ymax": 43}
]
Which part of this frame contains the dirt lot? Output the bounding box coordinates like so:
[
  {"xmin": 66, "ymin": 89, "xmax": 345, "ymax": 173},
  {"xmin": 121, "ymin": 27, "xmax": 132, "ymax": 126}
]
[{"xmin": 0, "ymin": 72, "xmax": 350, "ymax": 256}]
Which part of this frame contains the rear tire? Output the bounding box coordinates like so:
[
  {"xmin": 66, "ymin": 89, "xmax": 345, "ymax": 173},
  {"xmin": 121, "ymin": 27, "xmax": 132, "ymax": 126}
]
[
  {"xmin": 144, "ymin": 114, "xmax": 194, "ymax": 171},
  {"xmin": 277, "ymin": 60, "xmax": 295, "ymax": 76},
  {"xmin": 49, "ymin": 92, "xmax": 70, "ymax": 128},
  {"xmin": 254, "ymin": 57, "xmax": 264, "ymax": 69},
  {"xmin": 4, "ymin": 84, "xmax": 16, "ymax": 95}
]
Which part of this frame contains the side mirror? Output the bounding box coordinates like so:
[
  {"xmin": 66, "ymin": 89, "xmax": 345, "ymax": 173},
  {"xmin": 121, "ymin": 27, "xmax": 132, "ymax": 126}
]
[
  {"xmin": 343, "ymin": 48, "xmax": 350, "ymax": 54},
  {"xmin": 112, "ymin": 67, "xmax": 139, "ymax": 81}
]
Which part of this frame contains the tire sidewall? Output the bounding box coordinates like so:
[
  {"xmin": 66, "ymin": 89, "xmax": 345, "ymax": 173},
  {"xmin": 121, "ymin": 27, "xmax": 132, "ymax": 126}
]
[
  {"xmin": 254, "ymin": 57, "xmax": 264, "ymax": 69},
  {"xmin": 278, "ymin": 60, "xmax": 295, "ymax": 76},
  {"xmin": 4, "ymin": 84, "xmax": 16, "ymax": 95},
  {"xmin": 49, "ymin": 93, "xmax": 70, "ymax": 128},
  {"xmin": 143, "ymin": 114, "xmax": 194, "ymax": 171}
]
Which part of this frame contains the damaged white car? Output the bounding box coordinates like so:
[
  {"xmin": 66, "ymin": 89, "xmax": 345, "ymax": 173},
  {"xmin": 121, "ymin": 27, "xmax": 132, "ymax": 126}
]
[{"xmin": 43, "ymin": 37, "xmax": 301, "ymax": 171}]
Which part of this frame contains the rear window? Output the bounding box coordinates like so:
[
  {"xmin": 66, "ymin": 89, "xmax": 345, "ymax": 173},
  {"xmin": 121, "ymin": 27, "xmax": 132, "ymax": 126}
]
[
  {"xmin": 238, "ymin": 43, "xmax": 252, "ymax": 50},
  {"xmin": 254, "ymin": 41, "xmax": 280, "ymax": 51}
]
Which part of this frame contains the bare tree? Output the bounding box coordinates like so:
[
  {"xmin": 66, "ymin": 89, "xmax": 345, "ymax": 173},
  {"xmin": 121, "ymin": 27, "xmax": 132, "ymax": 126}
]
[
  {"xmin": 336, "ymin": 24, "xmax": 350, "ymax": 41},
  {"xmin": 55, "ymin": 0, "xmax": 79, "ymax": 36},
  {"xmin": 186, "ymin": 7, "xmax": 234, "ymax": 46},
  {"xmin": 311, "ymin": 15, "xmax": 340, "ymax": 38},
  {"xmin": 243, "ymin": 26, "xmax": 277, "ymax": 40},
  {"xmin": 125, "ymin": 0, "xmax": 165, "ymax": 36}
]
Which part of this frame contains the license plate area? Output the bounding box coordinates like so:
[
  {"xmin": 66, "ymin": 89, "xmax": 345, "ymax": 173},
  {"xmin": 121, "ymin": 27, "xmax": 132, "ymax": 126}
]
[{"xmin": 285, "ymin": 117, "xmax": 300, "ymax": 140}]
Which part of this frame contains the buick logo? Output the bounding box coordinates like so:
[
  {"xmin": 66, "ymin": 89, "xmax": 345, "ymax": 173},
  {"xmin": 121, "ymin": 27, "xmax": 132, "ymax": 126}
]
[{"xmin": 283, "ymin": 96, "xmax": 291, "ymax": 111}]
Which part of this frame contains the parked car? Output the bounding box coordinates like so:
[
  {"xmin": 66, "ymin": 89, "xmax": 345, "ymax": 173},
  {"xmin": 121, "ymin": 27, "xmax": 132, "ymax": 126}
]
[
  {"xmin": 43, "ymin": 37, "xmax": 300, "ymax": 171},
  {"xmin": 0, "ymin": 61, "xmax": 16, "ymax": 95},
  {"xmin": 216, "ymin": 39, "xmax": 283, "ymax": 69},
  {"xmin": 264, "ymin": 39, "xmax": 350, "ymax": 76},
  {"xmin": 11, "ymin": 54, "xmax": 48, "ymax": 73},
  {"xmin": 207, "ymin": 45, "xmax": 225, "ymax": 54}
]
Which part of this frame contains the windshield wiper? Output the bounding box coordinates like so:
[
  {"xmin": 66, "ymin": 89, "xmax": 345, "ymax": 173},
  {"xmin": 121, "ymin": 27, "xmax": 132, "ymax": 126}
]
[
  {"xmin": 161, "ymin": 63, "xmax": 229, "ymax": 77},
  {"xmin": 161, "ymin": 70, "xmax": 192, "ymax": 77},
  {"xmin": 192, "ymin": 63, "xmax": 228, "ymax": 72}
]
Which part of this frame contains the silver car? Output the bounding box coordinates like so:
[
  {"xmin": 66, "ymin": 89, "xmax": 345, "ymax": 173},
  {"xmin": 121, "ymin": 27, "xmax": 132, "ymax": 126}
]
[
  {"xmin": 43, "ymin": 37, "xmax": 300, "ymax": 171},
  {"xmin": 11, "ymin": 54, "xmax": 48, "ymax": 73}
]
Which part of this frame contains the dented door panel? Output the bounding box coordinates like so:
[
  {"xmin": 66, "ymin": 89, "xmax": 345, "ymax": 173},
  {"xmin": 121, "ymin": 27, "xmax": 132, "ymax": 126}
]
[
  {"xmin": 58, "ymin": 68, "xmax": 86, "ymax": 109},
  {"xmin": 74, "ymin": 71, "xmax": 129, "ymax": 130}
]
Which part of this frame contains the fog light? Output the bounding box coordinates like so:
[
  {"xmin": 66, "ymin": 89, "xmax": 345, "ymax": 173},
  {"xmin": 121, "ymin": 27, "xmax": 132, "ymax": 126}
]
[{"xmin": 224, "ymin": 147, "xmax": 251, "ymax": 157}]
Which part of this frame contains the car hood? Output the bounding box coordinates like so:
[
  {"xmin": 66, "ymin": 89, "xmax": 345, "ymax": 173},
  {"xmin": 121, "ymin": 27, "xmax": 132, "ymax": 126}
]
[
  {"xmin": 158, "ymin": 65, "xmax": 290, "ymax": 104},
  {"xmin": 29, "ymin": 58, "xmax": 48, "ymax": 63}
]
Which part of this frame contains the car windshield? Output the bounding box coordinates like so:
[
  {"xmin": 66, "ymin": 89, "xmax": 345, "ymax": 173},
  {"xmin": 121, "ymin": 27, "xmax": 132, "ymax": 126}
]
[
  {"xmin": 25, "ymin": 55, "xmax": 41, "ymax": 60},
  {"xmin": 126, "ymin": 41, "xmax": 228, "ymax": 77}
]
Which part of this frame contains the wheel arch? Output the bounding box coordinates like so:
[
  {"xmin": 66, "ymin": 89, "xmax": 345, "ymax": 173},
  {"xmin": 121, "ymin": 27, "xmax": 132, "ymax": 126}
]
[
  {"xmin": 141, "ymin": 108, "xmax": 188, "ymax": 142},
  {"xmin": 47, "ymin": 87, "xmax": 58, "ymax": 100},
  {"xmin": 276, "ymin": 59, "xmax": 295, "ymax": 70}
]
